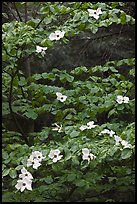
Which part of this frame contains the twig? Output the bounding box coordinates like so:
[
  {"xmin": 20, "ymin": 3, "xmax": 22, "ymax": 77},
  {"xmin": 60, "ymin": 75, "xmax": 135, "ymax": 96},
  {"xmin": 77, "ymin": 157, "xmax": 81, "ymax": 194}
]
[
  {"xmin": 8, "ymin": 70, "xmax": 30, "ymax": 146},
  {"xmin": 13, "ymin": 2, "xmax": 23, "ymax": 22}
]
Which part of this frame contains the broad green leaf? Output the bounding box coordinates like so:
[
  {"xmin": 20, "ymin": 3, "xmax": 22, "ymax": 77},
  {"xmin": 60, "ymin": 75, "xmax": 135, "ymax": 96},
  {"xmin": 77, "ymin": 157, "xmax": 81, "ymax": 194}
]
[
  {"xmin": 9, "ymin": 169, "xmax": 17, "ymax": 178},
  {"xmin": 121, "ymin": 148, "xmax": 132, "ymax": 160},
  {"xmin": 2, "ymin": 169, "xmax": 10, "ymax": 177}
]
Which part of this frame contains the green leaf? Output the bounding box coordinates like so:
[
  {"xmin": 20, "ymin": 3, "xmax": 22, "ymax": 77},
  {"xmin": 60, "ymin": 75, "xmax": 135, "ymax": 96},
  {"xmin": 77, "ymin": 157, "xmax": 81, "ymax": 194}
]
[
  {"xmin": 44, "ymin": 176, "xmax": 53, "ymax": 184},
  {"xmin": 24, "ymin": 110, "xmax": 38, "ymax": 119},
  {"xmin": 70, "ymin": 130, "xmax": 80, "ymax": 138},
  {"xmin": 73, "ymin": 12, "xmax": 81, "ymax": 21},
  {"xmin": 3, "ymin": 169, "xmax": 10, "ymax": 177},
  {"xmin": 9, "ymin": 169, "xmax": 17, "ymax": 178},
  {"xmin": 18, "ymin": 77, "xmax": 26, "ymax": 86},
  {"xmin": 121, "ymin": 148, "xmax": 132, "ymax": 160},
  {"xmin": 2, "ymin": 151, "xmax": 9, "ymax": 160},
  {"xmin": 67, "ymin": 173, "xmax": 76, "ymax": 181},
  {"xmin": 75, "ymin": 179, "xmax": 86, "ymax": 187},
  {"xmin": 108, "ymin": 109, "xmax": 117, "ymax": 118}
]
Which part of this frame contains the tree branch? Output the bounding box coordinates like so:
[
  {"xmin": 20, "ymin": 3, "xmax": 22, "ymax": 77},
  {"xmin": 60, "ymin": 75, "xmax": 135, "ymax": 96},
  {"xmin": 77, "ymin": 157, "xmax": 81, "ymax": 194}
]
[
  {"xmin": 8, "ymin": 70, "xmax": 30, "ymax": 146},
  {"xmin": 13, "ymin": 2, "xmax": 23, "ymax": 22}
]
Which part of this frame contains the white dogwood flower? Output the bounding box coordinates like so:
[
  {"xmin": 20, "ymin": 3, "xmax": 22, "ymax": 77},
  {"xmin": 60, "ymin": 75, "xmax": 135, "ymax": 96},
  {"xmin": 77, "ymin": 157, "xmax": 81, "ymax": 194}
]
[
  {"xmin": 52, "ymin": 123, "xmax": 62, "ymax": 132},
  {"xmin": 82, "ymin": 148, "xmax": 96, "ymax": 162},
  {"xmin": 80, "ymin": 121, "xmax": 97, "ymax": 131},
  {"xmin": 15, "ymin": 178, "xmax": 32, "ymax": 192},
  {"xmin": 80, "ymin": 125, "xmax": 88, "ymax": 131},
  {"xmin": 19, "ymin": 167, "xmax": 33, "ymax": 180},
  {"xmin": 116, "ymin": 95, "xmax": 124, "ymax": 104},
  {"xmin": 88, "ymin": 8, "xmax": 102, "ymax": 19},
  {"xmin": 31, "ymin": 151, "xmax": 45, "ymax": 162},
  {"xmin": 49, "ymin": 30, "xmax": 65, "ymax": 41},
  {"xmin": 56, "ymin": 92, "xmax": 67, "ymax": 102},
  {"xmin": 99, "ymin": 129, "xmax": 110, "ymax": 135},
  {"xmin": 36, "ymin": 45, "xmax": 47, "ymax": 56},
  {"xmin": 86, "ymin": 121, "xmax": 97, "ymax": 129},
  {"xmin": 123, "ymin": 96, "xmax": 129, "ymax": 103},
  {"xmin": 99, "ymin": 129, "xmax": 115, "ymax": 137},
  {"xmin": 27, "ymin": 155, "xmax": 41, "ymax": 169},
  {"xmin": 121, "ymin": 140, "xmax": 133, "ymax": 149},
  {"xmin": 48, "ymin": 149, "xmax": 63, "ymax": 163},
  {"xmin": 114, "ymin": 135, "xmax": 122, "ymax": 145},
  {"xmin": 116, "ymin": 95, "xmax": 129, "ymax": 104}
]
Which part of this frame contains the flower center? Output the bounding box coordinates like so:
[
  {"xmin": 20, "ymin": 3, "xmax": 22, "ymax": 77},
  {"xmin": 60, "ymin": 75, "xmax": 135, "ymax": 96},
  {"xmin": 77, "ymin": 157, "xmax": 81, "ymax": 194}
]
[{"xmin": 23, "ymin": 183, "xmax": 26, "ymax": 186}]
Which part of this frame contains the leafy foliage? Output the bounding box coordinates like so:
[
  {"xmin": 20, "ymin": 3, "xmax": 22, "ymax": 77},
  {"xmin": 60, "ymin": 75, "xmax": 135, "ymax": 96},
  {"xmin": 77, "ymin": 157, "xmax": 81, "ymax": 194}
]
[{"xmin": 2, "ymin": 2, "xmax": 135, "ymax": 202}]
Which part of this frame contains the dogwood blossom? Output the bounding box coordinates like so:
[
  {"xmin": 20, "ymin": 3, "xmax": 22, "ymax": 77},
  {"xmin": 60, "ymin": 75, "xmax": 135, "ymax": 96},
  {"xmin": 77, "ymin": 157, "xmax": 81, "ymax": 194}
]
[
  {"xmin": 15, "ymin": 178, "xmax": 32, "ymax": 192},
  {"xmin": 121, "ymin": 140, "xmax": 133, "ymax": 149},
  {"xmin": 27, "ymin": 155, "xmax": 41, "ymax": 169},
  {"xmin": 80, "ymin": 121, "xmax": 97, "ymax": 131},
  {"xmin": 123, "ymin": 96, "xmax": 129, "ymax": 103},
  {"xmin": 49, "ymin": 30, "xmax": 65, "ymax": 41},
  {"xmin": 86, "ymin": 121, "xmax": 97, "ymax": 129},
  {"xmin": 80, "ymin": 125, "xmax": 88, "ymax": 131},
  {"xmin": 116, "ymin": 95, "xmax": 129, "ymax": 104},
  {"xmin": 88, "ymin": 8, "xmax": 102, "ymax": 19},
  {"xmin": 19, "ymin": 167, "xmax": 33, "ymax": 180},
  {"xmin": 36, "ymin": 45, "xmax": 47, "ymax": 57},
  {"xmin": 52, "ymin": 123, "xmax": 62, "ymax": 132},
  {"xmin": 99, "ymin": 129, "xmax": 115, "ymax": 137},
  {"xmin": 82, "ymin": 148, "xmax": 96, "ymax": 162},
  {"xmin": 31, "ymin": 151, "xmax": 45, "ymax": 162},
  {"xmin": 48, "ymin": 149, "xmax": 63, "ymax": 163},
  {"xmin": 114, "ymin": 135, "xmax": 122, "ymax": 145},
  {"xmin": 56, "ymin": 92, "xmax": 67, "ymax": 102}
]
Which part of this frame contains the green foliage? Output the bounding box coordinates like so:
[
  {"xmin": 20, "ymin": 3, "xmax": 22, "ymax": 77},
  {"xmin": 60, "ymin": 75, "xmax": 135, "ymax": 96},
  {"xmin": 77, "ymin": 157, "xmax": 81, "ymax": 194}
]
[{"xmin": 2, "ymin": 2, "xmax": 135, "ymax": 202}]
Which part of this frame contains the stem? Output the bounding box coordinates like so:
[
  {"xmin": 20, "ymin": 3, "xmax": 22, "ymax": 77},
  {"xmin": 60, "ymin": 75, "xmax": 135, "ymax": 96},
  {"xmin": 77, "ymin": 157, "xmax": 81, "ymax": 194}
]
[
  {"xmin": 13, "ymin": 2, "xmax": 23, "ymax": 22},
  {"xmin": 8, "ymin": 70, "xmax": 30, "ymax": 146}
]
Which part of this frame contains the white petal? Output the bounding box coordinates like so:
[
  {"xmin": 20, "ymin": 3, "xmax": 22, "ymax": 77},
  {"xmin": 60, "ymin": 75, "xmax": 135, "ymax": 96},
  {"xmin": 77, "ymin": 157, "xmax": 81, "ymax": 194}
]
[
  {"xmin": 109, "ymin": 130, "xmax": 115, "ymax": 137},
  {"xmin": 36, "ymin": 45, "xmax": 42, "ymax": 53},
  {"xmin": 20, "ymin": 186, "xmax": 26, "ymax": 192},
  {"xmin": 93, "ymin": 14, "xmax": 99, "ymax": 19},
  {"xmin": 21, "ymin": 167, "xmax": 27, "ymax": 174},
  {"xmin": 59, "ymin": 95, "xmax": 67, "ymax": 102},
  {"xmin": 123, "ymin": 96, "xmax": 129, "ymax": 103},
  {"xmin": 48, "ymin": 150, "xmax": 55, "ymax": 159},
  {"xmin": 53, "ymin": 157, "xmax": 58, "ymax": 163},
  {"xmin": 57, "ymin": 154, "xmax": 63, "ymax": 161},
  {"xmin": 33, "ymin": 162, "xmax": 41, "ymax": 169},
  {"xmin": 82, "ymin": 148, "xmax": 90, "ymax": 155},
  {"xmin": 54, "ymin": 149, "xmax": 60, "ymax": 155},
  {"xmin": 90, "ymin": 153, "xmax": 96, "ymax": 160},
  {"xmin": 82, "ymin": 154, "xmax": 90, "ymax": 161},
  {"xmin": 80, "ymin": 125, "xmax": 87, "ymax": 131},
  {"xmin": 49, "ymin": 33, "xmax": 57, "ymax": 41},
  {"xmin": 96, "ymin": 8, "xmax": 102, "ymax": 15},
  {"xmin": 88, "ymin": 9, "xmax": 95, "ymax": 15}
]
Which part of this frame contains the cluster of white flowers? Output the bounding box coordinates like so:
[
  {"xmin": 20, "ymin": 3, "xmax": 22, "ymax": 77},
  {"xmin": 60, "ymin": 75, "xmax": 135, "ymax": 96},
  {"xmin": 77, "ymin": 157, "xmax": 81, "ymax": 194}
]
[
  {"xmin": 56, "ymin": 92, "xmax": 67, "ymax": 102},
  {"xmin": 99, "ymin": 129, "xmax": 115, "ymax": 137},
  {"xmin": 82, "ymin": 148, "xmax": 96, "ymax": 162},
  {"xmin": 35, "ymin": 30, "xmax": 65, "ymax": 55},
  {"xmin": 15, "ymin": 167, "xmax": 33, "ymax": 192},
  {"xmin": 49, "ymin": 30, "xmax": 65, "ymax": 41},
  {"xmin": 52, "ymin": 123, "xmax": 62, "ymax": 132},
  {"xmin": 27, "ymin": 151, "xmax": 45, "ymax": 169},
  {"xmin": 114, "ymin": 135, "xmax": 133, "ymax": 149},
  {"xmin": 36, "ymin": 45, "xmax": 47, "ymax": 57},
  {"xmin": 80, "ymin": 121, "xmax": 97, "ymax": 131},
  {"xmin": 48, "ymin": 149, "xmax": 63, "ymax": 163},
  {"xmin": 88, "ymin": 8, "xmax": 102, "ymax": 19},
  {"xmin": 116, "ymin": 95, "xmax": 129, "ymax": 104},
  {"xmin": 99, "ymin": 129, "xmax": 133, "ymax": 149}
]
